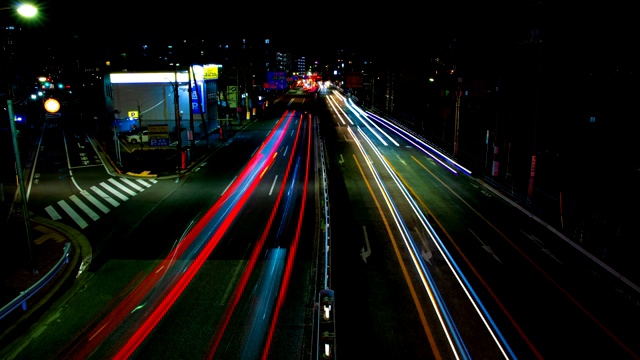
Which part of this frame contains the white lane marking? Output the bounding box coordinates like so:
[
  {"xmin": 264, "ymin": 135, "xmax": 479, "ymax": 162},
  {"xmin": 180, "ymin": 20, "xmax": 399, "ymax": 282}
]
[
  {"xmin": 70, "ymin": 195, "xmax": 100, "ymax": 221},
  {"xmin": 91, "ymin": 186, "xmax": 120, "ymax": 207},
  {"xmin": 81, "ymin": 191, "xmax": 110, "ymax": 214},
  {"xmin": 360, "ymin": 226, "xmax": 371, "ymax": 263},
  {"xmin": 121, "ymin": 177, "xmax": 145, "ymax": 192},
  {"xmin": 108, "ymin": 178, "xmax": 137, "ymax": 197},
  {"xmin": 136, "ymin": 179, "xmax": 153, "ymax": 188},
  {"xmin": 269, "ymin": 175, "xmax": 278, "ymax": 196},
  {"xmin": 57, "ymin": 199, "xmax": 89, "ymax": 229},
  {"xmin": 222, "ymin": 176, "xmax": 237, "ymax": 196},
  {"xmin": 469, "ymin": 228, "xmax": 502, "ymax": 264},
  {"xmin": 45, "ymin": 205, "xmax": 62, "ymax": 220},
  {"xmin": 100, "ymin": 182, "xmax": 129, "ymax": 201}
]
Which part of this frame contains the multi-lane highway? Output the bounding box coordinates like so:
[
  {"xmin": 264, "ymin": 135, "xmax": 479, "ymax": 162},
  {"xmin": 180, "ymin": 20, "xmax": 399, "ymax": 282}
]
[{"xmin": 322, "ymin": 89, "xmax": 640, "ymax": 359}]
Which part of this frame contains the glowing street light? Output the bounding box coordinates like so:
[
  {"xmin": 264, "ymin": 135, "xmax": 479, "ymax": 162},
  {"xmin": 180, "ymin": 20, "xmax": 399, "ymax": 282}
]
[
  {"xmin": 16, "ymin": 4, "xmax": 38, "ymax": 17},
  {"xmin": 0, "ymin": 3, "xmax": 38, "ymax": 16}
]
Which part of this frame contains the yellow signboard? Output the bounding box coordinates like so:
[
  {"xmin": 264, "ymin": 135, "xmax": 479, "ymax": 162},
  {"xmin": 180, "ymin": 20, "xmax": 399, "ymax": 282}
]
[
  {"xmin": 204, "ymin": 64, "xmax": 219, "ymax": 80},
  {"xmin": 148, "ymin": 124, "xmax": 170, "ymax": 147},
  {"xmin": 128, "ymin": 110, "xmax": 139, "ymax": 119},
  {"xmin": 148, "ymin": 124, "xmax": 169, "ymax": 137}
]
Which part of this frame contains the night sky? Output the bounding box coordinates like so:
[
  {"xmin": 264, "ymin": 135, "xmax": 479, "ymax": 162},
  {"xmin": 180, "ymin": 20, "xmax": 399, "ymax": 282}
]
[
  {"xmin": 15, "ymin": 1, "xmax": 634, "ymax": 75},
  {"xmin": 22, "ymin": 1, "xmax": 637, "ymax": 168},
  {"xmin": 24, "ymin": 2, "xmax": 543, "ymax": 58},
  {"xmin": 14, "ymin": 1, "xmax": 639, "ymax": 163}
]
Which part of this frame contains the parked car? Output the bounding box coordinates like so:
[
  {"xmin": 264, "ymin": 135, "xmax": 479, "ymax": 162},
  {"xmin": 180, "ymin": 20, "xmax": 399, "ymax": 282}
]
[{"xmin": 125, "ymin": 129, "xmax": 149, "ymax": 143}]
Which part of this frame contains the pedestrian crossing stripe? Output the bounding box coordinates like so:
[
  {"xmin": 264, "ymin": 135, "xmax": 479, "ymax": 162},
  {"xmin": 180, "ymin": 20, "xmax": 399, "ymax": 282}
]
[
  {"xmin": 45, "ymin": 206, "xmax": 62, "ymax": 220},
  {"xmin": 44, "ymin": 177, "xmax": 158, "ymax": 229},
  {"xmin": 120, "ymin": 177, "xmax": 145, "ymax": 192},
  {"xmin": 57, "ymin": 199, "xmax": 89, "ymax": 229},
  {"xmin": 70, "ymin": 195, "xmax": 100, "ymax": 221},
  {"xmin": 100, "ymin": 182, "xmax": 129, "ymax": 201},
  {"xmin": 81, "ymin": 190, "xmax": 110, "ymax": 214},
  {"xmin": 90, "ymin": 186, "xmax": 120, "ymax": 207},
  {"xmin": 108, "ymin": 178, "xmax": 137, "ymax": 197},
  {"xmin": 136, "ymin": 179, "xmax": 154, "ymax": 188}
]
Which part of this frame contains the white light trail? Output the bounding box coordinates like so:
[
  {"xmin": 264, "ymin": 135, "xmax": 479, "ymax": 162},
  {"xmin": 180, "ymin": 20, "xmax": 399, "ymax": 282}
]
[
  {"xmin": 357, "ymin": 127, "xmax": 515, "ymax": 359},
  {"xmin": 347, "ymin": 125, "xmax": 468, "ymax": 359}
]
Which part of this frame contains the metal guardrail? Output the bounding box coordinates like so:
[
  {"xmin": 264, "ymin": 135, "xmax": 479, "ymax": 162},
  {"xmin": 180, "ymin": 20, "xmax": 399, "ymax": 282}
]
[
  {"xmin": 316, "ymin": 137, "xmax": 336, "ymax": 359},
  {"xmin": 0, "ymin": 242, "xmax": 71, "ymax": 321}
]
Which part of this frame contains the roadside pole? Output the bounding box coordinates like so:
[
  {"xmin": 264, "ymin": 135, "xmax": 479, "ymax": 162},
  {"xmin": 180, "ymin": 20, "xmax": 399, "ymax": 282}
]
[{"xmin": 7, "ymin": 99, "xmax": 37, "ymax": 274}]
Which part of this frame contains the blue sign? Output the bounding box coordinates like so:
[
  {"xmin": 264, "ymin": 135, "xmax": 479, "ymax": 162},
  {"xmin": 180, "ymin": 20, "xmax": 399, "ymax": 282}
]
[
  {"xmin": 150, "ymin": 138, "xmax": 170, "ymax": 147},
  {"xmin": 266, "ymin": 72, "xmax": 287, "ymax": 90},
  {"xmin": 191, "ymin": 82, "xmax": 206, "ymax": 114}
]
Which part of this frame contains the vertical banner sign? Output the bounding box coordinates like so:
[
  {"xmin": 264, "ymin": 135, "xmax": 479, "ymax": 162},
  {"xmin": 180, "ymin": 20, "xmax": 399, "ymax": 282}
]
[
  {"xmin": 191, "ymin": 82, "xmax": 205, "ymax": 114},
  {"xmin": 227, "ymin": 86, "xmax": 238, "ymax": 108}
]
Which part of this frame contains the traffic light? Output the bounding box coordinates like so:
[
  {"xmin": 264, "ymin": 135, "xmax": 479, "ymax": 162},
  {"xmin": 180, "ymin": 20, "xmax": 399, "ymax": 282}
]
[{"xmin": 38, "ymin": 76, "xmax": 53, "ymax": 89}]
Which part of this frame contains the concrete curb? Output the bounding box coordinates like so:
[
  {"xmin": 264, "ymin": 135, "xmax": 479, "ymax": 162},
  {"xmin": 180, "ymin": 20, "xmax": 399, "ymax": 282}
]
[{"xmin": 31, "ymin": 216, "xmax": 92, "ymax": 284}]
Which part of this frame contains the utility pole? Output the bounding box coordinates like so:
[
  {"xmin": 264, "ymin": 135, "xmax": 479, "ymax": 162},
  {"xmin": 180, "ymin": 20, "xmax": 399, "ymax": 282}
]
[
  {"xmin": 137, "ymin": 102, "xmax": 143, "ymax": 149},
  {"xmin": 137, "ymin": 102, "xmax": 143, "ymax": 130},
  {"xmin": 190, "ymin": 65, "xmax": 208, "ymax": 144},
  {"xmin": 236, "ymin": 66, "xmax": 241, "ymax": 125},
  {"xmin": 114, "ymin": 125, "xmax": 122, "ymax": 167},
  {"xmin": 371, "ymin": 76, "xmax": 375, "ymax": 108},
  {"xmin": 174, "ymin": 65, "xmax": 181, "ymax": 151},
  {"xmin": 454, "ymin": 88, "xmax": 461, "ymax": 158},
  {"xmin": 188, "ymin": 66, "xmax": 195, "ymax": 148},
  {"xmin": 8, "ymin": 99, "xmax": 37, "ymax": 274},
  {"xmin": 527, "ymin": 29, "xmax": 543, "ymax": 204}
]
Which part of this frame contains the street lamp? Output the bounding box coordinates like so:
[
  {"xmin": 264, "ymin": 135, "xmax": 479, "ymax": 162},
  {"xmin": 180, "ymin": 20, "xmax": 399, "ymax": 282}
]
[
  {"xmin": 0, "ymin": 3, "xmax": 38, "ymax": 17},
  {"xmin": 0, "ymin": 4, "xmax": 38, "ymax": 13},
  {"xmin": 2, "ymin": 3, "xmax": 39, "ymax": 274},
  {"xmin": 15, "ymin": 4, "xmax": 37, "ymax": 17}
]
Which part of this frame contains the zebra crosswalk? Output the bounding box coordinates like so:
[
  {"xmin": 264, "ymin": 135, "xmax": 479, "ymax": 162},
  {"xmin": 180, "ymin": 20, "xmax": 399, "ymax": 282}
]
[{"xmin": 44, "ymin": 177, "xmax": 158, "ymax": 229}]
